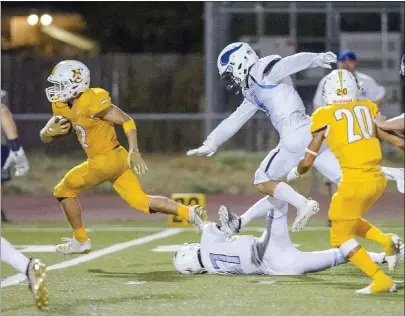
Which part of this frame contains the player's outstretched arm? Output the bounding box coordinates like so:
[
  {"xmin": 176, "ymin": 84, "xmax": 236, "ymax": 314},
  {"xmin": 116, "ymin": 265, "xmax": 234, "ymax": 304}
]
[
  {"xmin": 187, "ymin": 99, "xmax": 257, "ymax": 156},
  {"xmin": 376, "ymin": 126, "xmax": 404, "ymax": 151},
  {"xmin": 96, "ymin": 105, "xmax": 148, "ymax": 175},
  {"xmin": 374, "ymin": 113, "xmax": 404, "ymax": 131},
  {"xmin": 1, "ymin": 104, "xmax": 19, "ymax": 140},
  {"xmin": 268, "ymin": 52, "xmax": 337, "ymax": 82},
  {"xmin": 1, "ymin": 104, "xmax": 29, "ymax": 176}
]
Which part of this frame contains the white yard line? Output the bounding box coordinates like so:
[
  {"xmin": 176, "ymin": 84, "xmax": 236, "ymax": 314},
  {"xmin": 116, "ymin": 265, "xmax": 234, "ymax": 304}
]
[
  {"xmin": 3, "ymin": 226, "xmax": 403, "ymax": 233},
  {"xmin": 1, "ymin": 228, "xmax": 184, "ymax": 288}
]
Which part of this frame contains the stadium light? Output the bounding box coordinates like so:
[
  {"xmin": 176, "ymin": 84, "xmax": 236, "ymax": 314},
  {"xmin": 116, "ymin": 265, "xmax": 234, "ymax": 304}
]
[
  {"xmin": 40, "ymin": 14, "xmax": 53, "ymax": 26},
  {"xmin": 27, "ymin": 14, "xmax": 39, "ymax": 26}
]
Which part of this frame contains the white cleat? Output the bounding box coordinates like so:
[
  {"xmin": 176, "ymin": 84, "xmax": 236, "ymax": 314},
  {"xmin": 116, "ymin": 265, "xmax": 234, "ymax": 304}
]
[
  {"xmin": 218, "ymin": 205, "xmax": 241, "ymax": 237},
  {"xmin": 189, "ymin": 205, "xmax": 208, "ymax": 232},
  {"xmin": 385, "ymin": 235, "xmax": 403, "ymax": 274},
  {"xmin": 356, "ymin": 282, "xmax": 396, "ymax": 294},
  {"xmin": 56, "ymin": 238, "xmax": 91, "ymax": 255},
  {"xmin": 292, "ymin": 199, "xmax": 320, "ymax": 232}
]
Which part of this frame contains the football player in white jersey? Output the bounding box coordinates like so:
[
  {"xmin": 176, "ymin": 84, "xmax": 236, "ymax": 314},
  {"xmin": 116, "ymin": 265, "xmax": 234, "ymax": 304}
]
[
  {"xmin": 188, "ymin": 42, "xmax": 343, "ymax": 232},
  {"xmin": 313, "ymin": 50, "xmax": 386, "ymax": 110},
  {"xmin": 173, "ymin": 203, "xmax": 402, "ymax": 275}
]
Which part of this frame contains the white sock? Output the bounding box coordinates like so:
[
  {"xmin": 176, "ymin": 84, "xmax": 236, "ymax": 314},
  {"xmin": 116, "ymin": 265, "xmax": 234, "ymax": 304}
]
[
  {"xmin": 367, "ymin": 252, "xmax": 386, "ymax": 264},
  {"xmin": 240, "ymin": 197, "xmax": 274, "ymax": 228},
  {"xmin": 240, "ymin": 196, "xmax": 289, "ymax": 229},
  {"xmin": 1, "ymin": 237, "xmax": 30, "ymax": 274},
  {"xmin": 273, "ymin": 182, "xmax": 307, "ymax": 209}
]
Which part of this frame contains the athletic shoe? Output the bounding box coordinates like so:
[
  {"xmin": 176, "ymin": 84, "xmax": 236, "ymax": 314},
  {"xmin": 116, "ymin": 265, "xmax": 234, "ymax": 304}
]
[
  {"xmin": 218, "ymin": 205, "xmax": 241, "ymax": 237},
  {"xmin": 26, "ymin": 259, "xmax": 49, "ymax": 310},
  {"xmin": 356, "ymin": 274, "xmax": 396, "ymax": 294},
  {"xmin": 292, "ymin": 199, "xmax": 320, "ymax": 232},
  {"xmin": 56, "ymin": 238, "xmax": 91, "ymax": 255},
  {"xmin": 189, "ymin": 205, "xmax": 208, "ymax": 232},
  {"xmin": 384, "ymin": 234, "xmax": 403, "ymax": 274}
]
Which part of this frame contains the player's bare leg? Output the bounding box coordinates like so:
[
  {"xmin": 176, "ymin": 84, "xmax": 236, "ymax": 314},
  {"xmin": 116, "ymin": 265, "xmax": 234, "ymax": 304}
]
[
  {"xmin": 256, "ymin": 180, "xmax": 319, "ymax": 232},
  {"xmin": 148, "ymin": 195, "xmax": 208, "ymax": 231},
  {"xmin": 55, "ymin": 197, "xmax": 91, "ymax": 255},
  {"xmin": 1, "ymin": 237, "xmax": 49, "ymax": 310}
]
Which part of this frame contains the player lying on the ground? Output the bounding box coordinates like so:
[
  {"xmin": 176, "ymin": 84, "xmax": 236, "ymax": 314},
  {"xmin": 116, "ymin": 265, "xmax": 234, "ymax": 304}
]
[
  {"xmin": 40, "ymin": 61, "xmax": 207, "ymax": 255},
  {"xmin": 1, "ymin": 91, "xmax": 30, "ymax": 222},
  {"xmin": 287, "ymin": 69, "xmax": 403, "ymax": 294},
  {"xmin": 1, "ymin": 237, "xmax": 48, "ymax": 310},
  {"xmin": 173, "ymin": 205, "xmax": 402, "ymax": 276}
]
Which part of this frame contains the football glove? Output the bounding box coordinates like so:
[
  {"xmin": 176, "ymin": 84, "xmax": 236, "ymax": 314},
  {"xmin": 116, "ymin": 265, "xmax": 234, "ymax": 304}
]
[
  {"xmin": 128, "ymin": 149, "xmax": 148, "ymax": 175},
  {"xmin": 186, "ymin": 144, "xmax": 216, "ymax": 157},
  {"xmin": 287, "ymin": 167, "xmax": 301, "ymax": 182},
  {"xmin": 3, "ymin": 147, "xmax": 29, "ymax": 177},
  {"xmin": 43, "ymin": 116, "xmax": 71, "ymax": 138},
  {"xmin": 313, "ymin": 52, "xmax": 337, "ymax": 69}
]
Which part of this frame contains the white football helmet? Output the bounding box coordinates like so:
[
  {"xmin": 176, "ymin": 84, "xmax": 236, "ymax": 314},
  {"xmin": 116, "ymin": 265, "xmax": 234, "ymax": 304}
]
[
  {"xmin": 400, "ymin": 54, "xmax": 405, "ymax": 76},
  {"xmin": 217, "ymin": 42, "xmax": 259, "ymax": 94},
  {"xmin": 173, "ymin": 243, "xmax": 206, "ymax": 275},
  {"xmin": 46, "ymin": 60, "xmax": 90, "ymax": 102},
  {"xmin": 322, "ymin": 69, "xmax": 361, "ymax": 105}
]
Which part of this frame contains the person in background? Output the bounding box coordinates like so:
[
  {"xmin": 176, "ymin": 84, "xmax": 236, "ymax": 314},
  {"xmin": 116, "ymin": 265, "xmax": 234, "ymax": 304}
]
[
  {"xmin": 1, "ymin": 90, "xmax": 30, "ymax": 221},
  {"xmin": 313, "ymin": 50, "xmax": 386, "ymax": 110}
]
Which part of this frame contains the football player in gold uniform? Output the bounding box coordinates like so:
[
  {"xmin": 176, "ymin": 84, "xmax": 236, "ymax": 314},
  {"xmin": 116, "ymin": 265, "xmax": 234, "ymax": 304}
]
[
  {"xmin": 288, "ymin": 69, "xmax": 402, "ymax": 294},
  {"xmin": 40, "ymin": 61, "xmax": 207, "ymax": 255}
]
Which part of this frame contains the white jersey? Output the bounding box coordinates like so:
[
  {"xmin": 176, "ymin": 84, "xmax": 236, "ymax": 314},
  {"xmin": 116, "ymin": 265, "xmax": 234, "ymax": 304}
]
[
  {"xmin": 200, "ymin": 223, "xmax": 261, "ymax": 275},
  {"xmin": 204, "ymin": 53, "xmax": 326, "ymax": 150},
  {"xmin": 313, "ymin": 70, "xmax": 386, "ymax": 109},
  {"xmin": 199, "ymin": 207, "xmax": 350, "ymax": 275}
]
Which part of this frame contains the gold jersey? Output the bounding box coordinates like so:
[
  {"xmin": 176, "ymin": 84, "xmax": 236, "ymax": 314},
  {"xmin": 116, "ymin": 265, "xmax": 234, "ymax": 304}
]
[
  {"xmin": 310, "ymin": 99, "xmax": 382, "ymax": 171},
  {"xmin": 52, "ymin": 88, "xmax": 119, "ymax": 158}
]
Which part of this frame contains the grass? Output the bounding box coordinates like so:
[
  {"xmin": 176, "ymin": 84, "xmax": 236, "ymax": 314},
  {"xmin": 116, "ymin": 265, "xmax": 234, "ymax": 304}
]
[
  {"xmin": 3, "ymin": 150, "xmax": 404, "ymax": 196},
  {"xmin": 1, "ymin": 220, "xmax": 404, "ymax": 316}
]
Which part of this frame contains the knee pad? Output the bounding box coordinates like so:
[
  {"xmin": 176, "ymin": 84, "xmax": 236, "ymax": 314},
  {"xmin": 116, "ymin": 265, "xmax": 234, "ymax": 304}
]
[{"xmin": 54, "ymin": 181, "xmax": 77, "ymax": 199}]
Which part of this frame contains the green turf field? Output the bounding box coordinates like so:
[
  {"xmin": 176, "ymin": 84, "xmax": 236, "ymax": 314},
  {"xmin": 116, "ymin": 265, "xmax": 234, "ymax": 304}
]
[{"xmin": 1, "ymin": 220, "xmax": 404, "ymax": 316}]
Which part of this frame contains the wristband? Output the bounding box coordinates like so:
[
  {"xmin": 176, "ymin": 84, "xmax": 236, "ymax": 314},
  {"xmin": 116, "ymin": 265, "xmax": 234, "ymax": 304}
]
[
  {"xmin": 305, "ymin": 148, "xmax": 318, "ymax": 156},
  {"xmin": 123, "ymin": 119, "xmax": 136, "ymax": 134},
  {"xmin": 9, "ymin": 138, "xmax": 21, "ymax": 151}
]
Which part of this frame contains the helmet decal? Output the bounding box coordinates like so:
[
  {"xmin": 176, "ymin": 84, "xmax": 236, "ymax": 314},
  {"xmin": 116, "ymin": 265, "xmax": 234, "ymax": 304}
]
[
  {"xmin": 71, "ymin": 69, "xmax": 83, "ymax": 83},
  {"xmin": 220, "ymin": 43, "xmax": 243, "ymax": 66}
]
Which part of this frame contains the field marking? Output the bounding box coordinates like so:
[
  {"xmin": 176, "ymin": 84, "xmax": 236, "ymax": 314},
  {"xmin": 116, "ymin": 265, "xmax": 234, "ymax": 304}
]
[
  {"xmin": 1, "ymin": 228, "xmax": 184, "ymax": 288},
  {"xmin": 15, "ymin": 245, "xmax": 56, "ymax": 253},
  {"xmin": 3, "ymin": 226, "xmax": 403, "ymax": 233},
  {"xmin": 125, "ymin": 281, "xmax": 146, "ymax": 285}
]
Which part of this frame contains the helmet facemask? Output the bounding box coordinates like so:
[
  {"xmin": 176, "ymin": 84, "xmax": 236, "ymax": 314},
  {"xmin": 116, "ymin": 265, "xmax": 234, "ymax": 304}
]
[
  {"xmin": 221, "ymin": 66, "xmax": 242, "ymax": 95},
  {"xmin": 46, "ymin": 79, "xmax": 73, "ymax": 102}
]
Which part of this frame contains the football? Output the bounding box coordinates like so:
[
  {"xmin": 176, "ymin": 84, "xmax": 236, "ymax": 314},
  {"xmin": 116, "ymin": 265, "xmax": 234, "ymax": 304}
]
[{"xmin": 54, "ymin": 115, "xmax": 73, "ymax": 138}]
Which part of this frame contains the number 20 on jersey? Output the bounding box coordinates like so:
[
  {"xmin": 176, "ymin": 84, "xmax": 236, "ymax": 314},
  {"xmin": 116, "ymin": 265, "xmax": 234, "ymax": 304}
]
[{"xmin": 334, "ymin": 105, "xmax": 374, "ymax": 143}]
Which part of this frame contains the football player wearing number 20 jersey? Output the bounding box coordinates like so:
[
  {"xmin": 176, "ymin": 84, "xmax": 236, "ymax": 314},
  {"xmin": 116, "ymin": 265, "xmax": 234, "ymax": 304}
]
[
  {"xmin": 290, "ymin": 69, "xmax": 403, "ymax": 294},
  {"xmin": 40, "ymin": 60, "xmax": 208, "ymax": 255}
]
